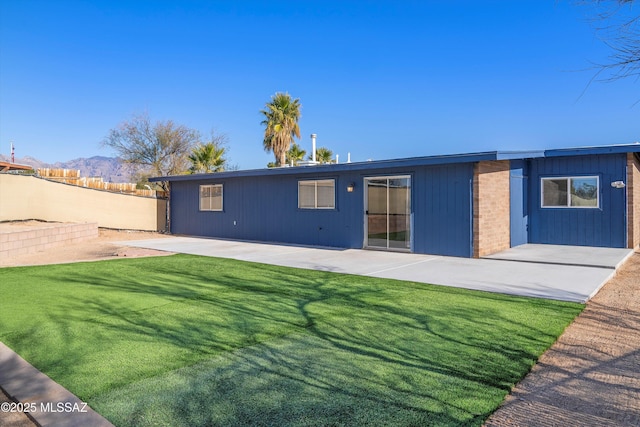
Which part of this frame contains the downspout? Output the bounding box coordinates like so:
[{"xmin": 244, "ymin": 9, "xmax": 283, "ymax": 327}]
[
  {"xmin": 470, "ymin": 174, "xmax": 474, "ymax": 258},
  {"xmin": 165, "ymin": 181, "xmax": 171, "ymax": 233}
]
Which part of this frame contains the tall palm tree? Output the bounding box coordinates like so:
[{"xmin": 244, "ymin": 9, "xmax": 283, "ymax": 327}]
[
  {"xmin": 188, "ymin": 142, "xmax": 226, "ymax": 174},
  {"xmin": 260, "ymin": 92, "xmax": 301, "ymax": 167},
  {"xmin": 286, "ymin": 143, "xmax": 307, "ymax": 166},
  {"xmin": 311, "ymin": 146, "xmax": 334, "ymax": 164}
]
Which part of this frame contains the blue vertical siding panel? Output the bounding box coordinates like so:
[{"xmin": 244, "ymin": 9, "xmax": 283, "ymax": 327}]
[
  {"xmin": 510, "ymin": 160, "xmax": 529, "ymax": 247},
  {"xmin": 170, "ymin": 171, "xmax": 366, "ymax": 249},
  {"xmin": 528, "ymin": 154, "xmax": 626, "ymax": 247},
  {"xmin": 169, "ymin": 163, "xmax": 474, "ymax": 256},
  {"xmin": 412, "ymin": 164, "xmax": 473, "ymax": 257}
]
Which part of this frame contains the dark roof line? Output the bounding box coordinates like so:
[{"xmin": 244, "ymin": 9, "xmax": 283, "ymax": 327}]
[{"xmin": 150, "ymin": 142, "xmax": 640, "ymax": 182}]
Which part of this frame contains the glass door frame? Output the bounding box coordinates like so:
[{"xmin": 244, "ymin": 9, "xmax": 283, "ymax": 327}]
[{"xmin": 363, "ymin": 175, "xmax": 412, "ymax": 252}]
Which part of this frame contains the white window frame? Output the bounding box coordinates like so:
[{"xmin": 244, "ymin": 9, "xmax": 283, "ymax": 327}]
[
  {"xmin": 298, "ymin": 179, "xmax": 335, "ymax": 209},
  {"xmin": 540, "ymin": 176, "xmax": 600, "ymax": 209},
  {"xmin": 199, "ymin": 184, "xmax": 223, "ymax": 211}
]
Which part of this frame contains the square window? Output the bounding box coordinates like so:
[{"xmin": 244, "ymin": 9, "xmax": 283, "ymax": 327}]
[
  {"xmin": 298, "ymin": 179, "xmax": 335, "ymax": 209},
  {"xmin": 541, "ymin": 176, "xmax": 599, "ymax": 208},
  {"xmin": 199, "ymin": 184, "xmax": 223, "ymax": 211}
]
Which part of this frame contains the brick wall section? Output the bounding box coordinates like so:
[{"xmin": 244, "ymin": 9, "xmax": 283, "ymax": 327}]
[
  {"xmin": 628, "ymin": 153, "xmax": 640, "ymax": 249},
  {"xmin": 0, "ymin": 222, "xmax": 98, "ymax": 259},
  {"xmin": 473, "ymin": 160, "xmax": 511, "ymax": 257}
]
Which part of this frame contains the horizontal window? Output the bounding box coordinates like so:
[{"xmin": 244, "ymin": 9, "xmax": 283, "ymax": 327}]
[
  {"xmin": 298, "ymin": 179, "xmax": 335, "ymax": 209},
  {"xmin": 541, "ymin": 176, "xmax": 599, "ymax": 208},
  {"xmin": 200, "ymin": 184, "xmax": 223, "ymax": 211}
]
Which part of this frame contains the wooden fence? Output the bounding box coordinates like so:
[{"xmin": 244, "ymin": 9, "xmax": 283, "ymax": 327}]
[{"xmin": 36, "ymin": 168, "xmax": 164, "ymax": 198}]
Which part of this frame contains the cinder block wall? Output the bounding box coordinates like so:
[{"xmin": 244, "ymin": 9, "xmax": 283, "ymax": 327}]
[
  {"xmin": 0, "ymin": 222, "xmax": 98, "ymax": 259},
  {"xmin": 628, "ymin": 153, "xmax": 640, "ymax": 249},
  {"xmin": 473, "ymin": 160, "xmax": 511, "ymax": 257}
]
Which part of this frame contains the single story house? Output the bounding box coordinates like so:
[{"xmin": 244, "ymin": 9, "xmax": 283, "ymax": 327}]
[{"xmin": 151, "ymin": 143, "xmax": 640, "ymax": 258}]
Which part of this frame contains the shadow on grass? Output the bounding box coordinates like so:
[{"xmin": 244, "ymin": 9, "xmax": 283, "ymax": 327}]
[{"xmin": 0, "ymin": 255, "xmax": 584, "ymax": 426}]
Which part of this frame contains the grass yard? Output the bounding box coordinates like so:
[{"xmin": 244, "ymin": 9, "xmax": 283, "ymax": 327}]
[{"xmin": 0, "ymin": 254, "xmax": 583, "ymax": 426}]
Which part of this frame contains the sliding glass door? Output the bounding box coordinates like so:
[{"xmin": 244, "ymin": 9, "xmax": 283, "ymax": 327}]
[{"xmin": 365, "ymin": 176, "xmax": 411, "ymax": 251}]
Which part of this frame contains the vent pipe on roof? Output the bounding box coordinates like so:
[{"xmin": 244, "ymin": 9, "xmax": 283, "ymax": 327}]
[
  {"xmin": 347, "ymin": 152, "xmax": 351, "ymax": 163},
  {"xmin": 310, "ymin": 134, "xmax": 317, "ymax": 163},
  {"xmin": 336, "ymin": 154, "xmax": 339, "ymax": 164}
]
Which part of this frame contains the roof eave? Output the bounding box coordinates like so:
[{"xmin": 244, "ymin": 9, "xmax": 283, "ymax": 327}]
[
  {"xmin": 544, "ymin": 142, "xmax": 640, "ymax": 157},
  {"xmin": 148, "ymin": 142, "xmax": 640, "ymax": 183},
  {"xmin": 150, "ymin": 151, "xmax": 501, "ymax": 182}
]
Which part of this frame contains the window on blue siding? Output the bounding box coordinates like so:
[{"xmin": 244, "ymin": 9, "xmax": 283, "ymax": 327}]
[
  {"xmin": 200, "ymin": 184, "xmax": 223, "ymax": 211},
  {"xmin": 298, "ymin": 179, "xmax": 335, "ymax": 209},
  {"xmin": 541, "ymin": 176, "xmax": 599, "ymax": 208}
]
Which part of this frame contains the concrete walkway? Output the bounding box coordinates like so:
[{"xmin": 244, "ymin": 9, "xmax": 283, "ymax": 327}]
[
  {"xmin": 117, "ymin": 237, "xmax": 633, "ymax": 303},
  {"xmin": 485, "ymin": 251, "xmax": 640, "ymax": 426},
  {"xmin": 0, "ymin": 342, "xmax": 113, "ymax": 427}
]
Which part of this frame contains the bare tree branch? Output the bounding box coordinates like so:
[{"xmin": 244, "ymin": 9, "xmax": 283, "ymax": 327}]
[
  {"xmin": 102, "ymin": 113, "xmax": 200, "ymax": 191},
  {"xmin": 579, "ymin": 0, "xmax": 640, "ymax": 83}
]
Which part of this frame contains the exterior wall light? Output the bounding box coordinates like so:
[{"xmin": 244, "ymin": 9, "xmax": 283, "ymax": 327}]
[
  {"xmin": 347, "ymin": 183, "xmax": 355, "ymax": 193},
  {"xmin": 611, "ymin": 181, "xmax": 626, "ymax": 189}
]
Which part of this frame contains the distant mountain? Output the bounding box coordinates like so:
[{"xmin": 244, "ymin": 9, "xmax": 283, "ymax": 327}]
[
  {"xmin": 52, "ymin": 156, "xmax": 133, "ymax": 183},
  {"xmin": 0, "ymin": 155, "xmax": 132, "ymax": 183}
]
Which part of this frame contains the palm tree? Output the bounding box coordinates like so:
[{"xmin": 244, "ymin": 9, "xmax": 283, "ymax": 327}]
[
  {"xmin": 188, "ymin": 142, "xmax": 226, "ymax": 174},
  {"xmin": 310, "ymin": 146, "xmax": 334, "ymax": 164},
  {"xmin": 260, "ymin": 92, "xmax": 301, "ymax": 167},
  {"xmin": 286, "ymin": 143, "xmax": 307, "ymax": 166}
]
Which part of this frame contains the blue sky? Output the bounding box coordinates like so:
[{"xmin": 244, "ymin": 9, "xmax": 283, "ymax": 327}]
[{"xmin": 1, "ymin": 1, "xmax": 638, "ymax": 169}]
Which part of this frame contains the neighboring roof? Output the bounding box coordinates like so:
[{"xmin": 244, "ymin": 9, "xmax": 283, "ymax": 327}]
[
  {"xmin": 0, "ymin": 161, "xmax": 33, "ymax": 172},
  {"xmin": 150, "ymin": 142, "xmax": 640, "ymax": 182}
]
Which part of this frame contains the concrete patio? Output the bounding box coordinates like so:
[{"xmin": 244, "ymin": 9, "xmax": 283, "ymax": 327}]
[{"xmin": 117, "ymin": 237, "xmax": 634, "ymax": 303}]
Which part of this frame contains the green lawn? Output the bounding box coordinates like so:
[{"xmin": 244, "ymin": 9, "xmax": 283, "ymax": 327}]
[{"xmin": 0, "ymin": 255, "xmax": 583, "ymax": 426}]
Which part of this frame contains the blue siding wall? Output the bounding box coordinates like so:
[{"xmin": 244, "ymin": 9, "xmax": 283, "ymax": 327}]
[
  {"xmin": 170, "ymin": 172, "xmax": 363, "ymax": 248},
  {"xmin": 412, "ymin": 164, "xmax": 474, "ymax": 257},
  {"xmin": 510, "ymin": 160, "xmax": 529, "ymax": 247},
  {"xmin": 169, "ymin": 163, "xmax": 474, "ymax": 257},
  {"xmin": 528, "ymin": 154, "xmax": 627, "ymax": 248}
]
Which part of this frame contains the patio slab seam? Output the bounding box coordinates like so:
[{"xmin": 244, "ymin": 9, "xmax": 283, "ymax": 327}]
[{"xmin": 478, "ymin": 257, "xmax": 619, "ymax": 269}]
